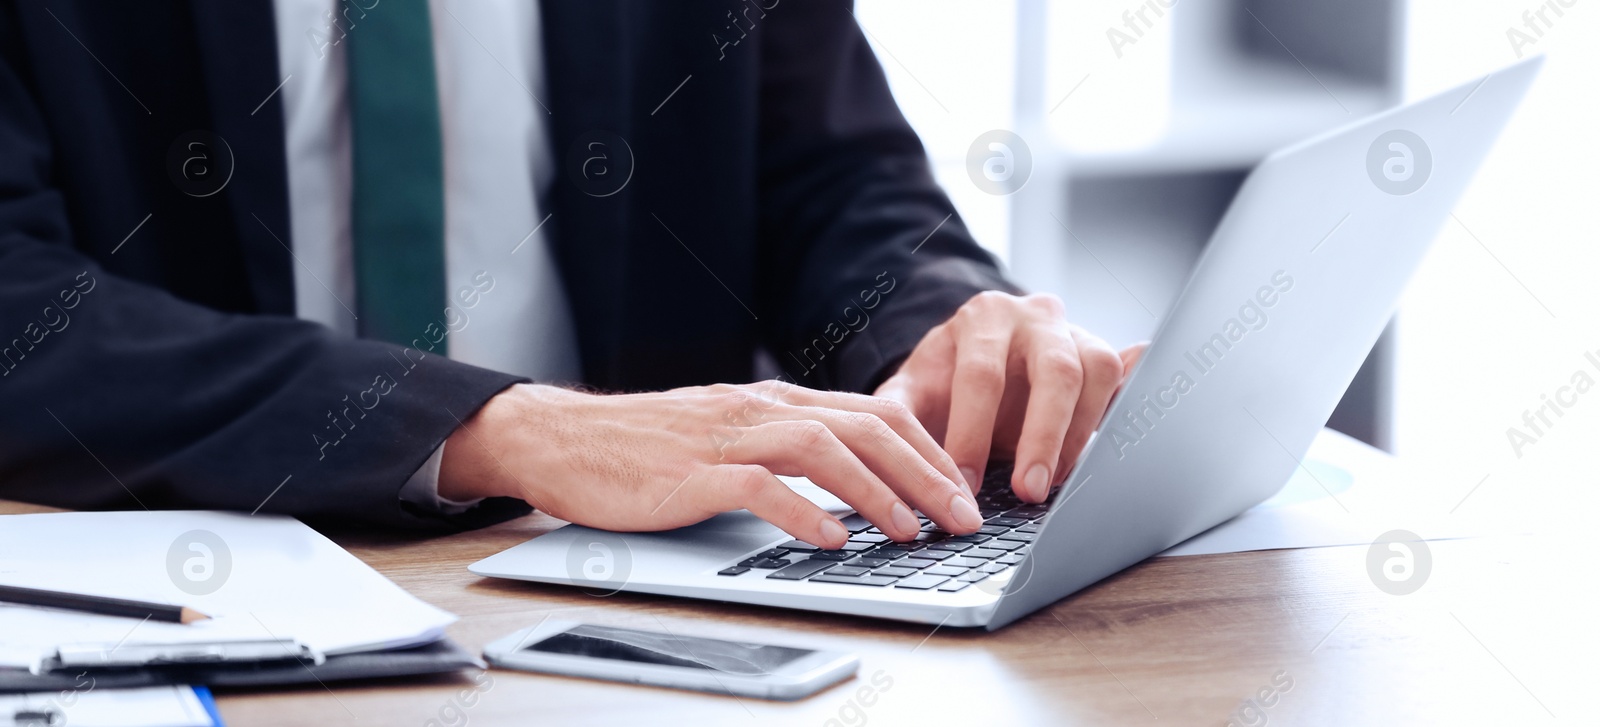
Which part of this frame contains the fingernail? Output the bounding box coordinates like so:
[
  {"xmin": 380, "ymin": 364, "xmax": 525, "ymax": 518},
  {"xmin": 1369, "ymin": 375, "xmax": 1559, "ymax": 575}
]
[
  {"xmin": 818, "ymin": 516, "xmax": 848, "ymax": 548},
  {"xmin": 889, "ymin": 502, "xmax": 920, "ymax": 538},
  {"xmin": 1024, "ymin": 464, "xmax": 1050, "ymax": 502},
  {"xmin": 958, "ymin": 467, "xmax": 978, "ymax": 494},
  {"xmin": 949, "ymin": 493, "xmax": 982, "ymax": 531}
]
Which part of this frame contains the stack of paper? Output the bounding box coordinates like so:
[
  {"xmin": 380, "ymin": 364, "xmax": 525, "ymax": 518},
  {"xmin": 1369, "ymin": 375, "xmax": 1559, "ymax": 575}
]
[{"xmin": 0, "ymin": 511, "xmax": 455, "ymax": 672}]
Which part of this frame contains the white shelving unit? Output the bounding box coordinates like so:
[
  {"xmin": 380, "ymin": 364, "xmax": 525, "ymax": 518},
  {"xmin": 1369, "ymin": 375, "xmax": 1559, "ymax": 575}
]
[{"xmin": 1008, "ymin": 0, "xmax": 1406, "ymax": 449}]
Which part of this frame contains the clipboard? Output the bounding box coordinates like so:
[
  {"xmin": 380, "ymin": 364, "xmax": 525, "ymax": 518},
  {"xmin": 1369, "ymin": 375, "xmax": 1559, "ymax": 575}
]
[
  {"xmin": 1, "ymin": 512, "xmax": 483, "ymax": 693},
  {"xmin": 0, "ymin": 639, "xmax": 481, "ymax": 692}
]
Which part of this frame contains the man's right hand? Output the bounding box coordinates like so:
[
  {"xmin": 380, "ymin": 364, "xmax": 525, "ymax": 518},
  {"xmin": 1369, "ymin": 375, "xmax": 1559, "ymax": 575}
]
[{"xmin": 437, "ymin": 381, "xmax": 983, "ymax": 549}]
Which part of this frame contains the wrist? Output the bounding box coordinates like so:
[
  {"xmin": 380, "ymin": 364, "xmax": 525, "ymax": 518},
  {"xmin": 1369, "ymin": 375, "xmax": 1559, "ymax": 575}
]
[{"xmin": 438, "ymin": 383, "xmax": 578, "ymax": 502}]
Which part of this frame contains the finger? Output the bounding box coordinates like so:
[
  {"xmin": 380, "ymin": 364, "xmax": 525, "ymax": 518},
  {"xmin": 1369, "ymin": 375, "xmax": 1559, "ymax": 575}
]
[
  {"xmin": 723, "ymin": 420, "xmax": 924, "ymax": 541},
  {"xmin": 693, "ymin": 464, "xmax": 850, "ymax": 549},
  {"xmin": 713, "ymin": 384, "xmax": 977, "ymax": 533},
  {"xmin": 1099, "ymin": 342, "xmax": 1150, "ymax": 427},
  {"xmin": 795, "ymin": 404, "xmax": 982, "ymax": 535},
  {"xmin": 872, "ymin": 323, "xmax": 956, "ymax": 445},
  {"xmin": 943, "ymin": 315, "xmax": 1014, "ymax": 497},
  {"xmin": 781, "ymin": 387, "xmax": 971, "ymax": 508},
  {"xmin": 1055, "ymin": 331, "xmax": 1124, "ymax": 482},
  {"xmin": 1011, "ymin": 328, "xmax": 1082, "ymax": 503},
  {"xmin": 1119, "ymin": 342, "xmax": 1148, "ymax": 373}
]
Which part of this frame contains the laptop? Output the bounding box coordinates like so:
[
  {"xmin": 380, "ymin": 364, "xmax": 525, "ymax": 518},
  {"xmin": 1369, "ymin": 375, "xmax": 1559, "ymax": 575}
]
[{"xmin": 471, "ymin": 57, "xmax": 1543, "ymax": 630}]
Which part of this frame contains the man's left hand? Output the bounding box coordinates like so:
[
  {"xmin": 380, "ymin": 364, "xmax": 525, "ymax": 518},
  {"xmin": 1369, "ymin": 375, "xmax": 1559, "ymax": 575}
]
[{"xmin": 874, "ymin": 292, "xmax": 1145, "ymax": 503}]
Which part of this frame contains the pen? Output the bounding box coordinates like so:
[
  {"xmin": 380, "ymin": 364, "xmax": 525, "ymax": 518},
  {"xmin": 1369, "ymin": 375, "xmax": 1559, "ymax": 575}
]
[{"xmin": 0, "ymin": 584, "xmax": 209, "ymax": 625}]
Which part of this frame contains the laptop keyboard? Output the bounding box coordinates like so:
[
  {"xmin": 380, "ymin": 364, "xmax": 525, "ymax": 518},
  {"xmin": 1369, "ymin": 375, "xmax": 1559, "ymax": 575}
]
[{"xmin": 716, "ymin": 464, "xmax": 1055, "ymax": 594}]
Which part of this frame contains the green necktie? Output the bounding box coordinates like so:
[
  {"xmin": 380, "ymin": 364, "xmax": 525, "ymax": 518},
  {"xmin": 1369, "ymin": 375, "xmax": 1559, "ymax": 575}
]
[{"xmin": 347, "ymin": 0, "xmax": 447, "ymax": 353}]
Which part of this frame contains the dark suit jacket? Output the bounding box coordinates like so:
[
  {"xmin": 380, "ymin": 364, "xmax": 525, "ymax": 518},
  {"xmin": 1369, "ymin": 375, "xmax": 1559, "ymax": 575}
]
[{"xmin": 0, "ymin": 0, "xmax": 1016, "ymax": 529}]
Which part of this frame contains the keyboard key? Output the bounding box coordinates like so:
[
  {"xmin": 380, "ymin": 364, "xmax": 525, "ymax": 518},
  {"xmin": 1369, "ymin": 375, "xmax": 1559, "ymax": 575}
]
[
  {"xmin": 841, "ymin": 542, "xmax": 876, "ymax": 552},
  {"xmin": 838, "ymin": 514, "xmax": 874, "ymax": 532},
  {"xmin": 978, "ymin": 562, "xmax": 1008, "ymax": 574},
  {"xmin": 965, "ymin": 548, "xmax": 1006, "ymax": 560},
  {"xmin": 768, "ymin": 560, "xmax": 837, "ymax": 580},
  {"xmin": 944, "ymin": 557, "xmax": 987, "ymax": 569},
  {"xmin": 811, "ymin": 574, "xmax": 897, "ymax": 587},
  {"xmin": 915, "ymin": 549, "xmax": 955, "ymax": 561},
  {"xmin": 948, "ymin": 534, "xmax": 992, "ymax": 544},
  {"xmin": 977, "ymin": 524, "xmax": 1010, "ymax": 536},
  {"xmin": 718, "ymin": 566, "xmax": 750, "ymax": 576},
  {"xmin": 750, "ymin": 558, "xmax": 790, "ymax": 569},
  {"xmin": 738, "ymin": 557, "xmax": 761, "ymax": 566},
  {"xmin": 928, "ymin": 542, "xmax": 973, "ymax": 553},
  {"xmin": 998, "ymin": 553, "xmax": 1025, "ymax": 565},
  {"xmin": 870, "ymin": 548, "xmax": 913, "ymax": 560},
  {"xmin": 847, "ymin": 556, "xmax": 891, "ymax": 569},
  {"xmin": 937, "ymin": 580, "xmax": 972, "ymax": 592},
  {"xmin": 980, "ymin": 491, "xmax": 1015, "ymax": 505},
  {"xmin": 925, "ymin": 565, "xmax": 967, "ymax": 577},
  {"xmin": 1006, "ymin": 507, "xmax": 1050, "ymax": 519},
  {"xmin": 810, "ymin": 551, "xmax": 854, "ymax": 561},
  {"xmin": 779, "ymin": 540, "xmax": 820, "ymax": 552},
  {"xmin": 1018, "ymin": 523, "xmax": 1041, "ymax": 533},
  {"xmin": 985, "ymin": 517, "xmax": 1028, "ymax": 528},
  {"xmin": 849, "ymin": 533, "xmax": 888, "ymax": 545},
  {"xmin": 875, "ymin": 566, "xmax": 917, "ymax": 578},
  {"xmin": 827, "ymin": 566, "xmax": 870, "ymax": 577},
  {"xmin": 913, "ymin": 531, "xmax": 948, "ymax": 543},
  {"xmin": 985, "ymin": 540, "xmax": 1026, "ymax": 552},
  {"xmin": 958, "ymin": 571, "xmax": 990, "ymax": 582},
  {"xmin": 997, "ymin": 532, "xmax": 1034, "ymax": 543},
  {"xmin": 898, "ymin": 558, "xmax": 938, "ymax": 570},
  {"xmin": 894, "ymin": 574, "xmax": 951, "ymax": 590},
  {"xmin": 758, "ymin": 549, "xmax": 788, "ymax": 559}
]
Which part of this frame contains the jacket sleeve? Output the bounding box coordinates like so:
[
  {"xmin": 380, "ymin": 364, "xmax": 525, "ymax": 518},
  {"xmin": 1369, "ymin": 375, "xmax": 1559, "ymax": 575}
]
[
  {"xmin": 755, "ymin": 0, "xmax": 1022, "ymax": 394},
  {"xmin": 0, "ymin": 27, "xmax": 529, "ymax": 531}
]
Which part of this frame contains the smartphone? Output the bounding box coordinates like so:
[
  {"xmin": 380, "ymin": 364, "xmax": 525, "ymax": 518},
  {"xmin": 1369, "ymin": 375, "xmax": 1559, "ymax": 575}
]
[{"xmin": 483, "ymin": 621, "xmax": 858, "ymax": 701}]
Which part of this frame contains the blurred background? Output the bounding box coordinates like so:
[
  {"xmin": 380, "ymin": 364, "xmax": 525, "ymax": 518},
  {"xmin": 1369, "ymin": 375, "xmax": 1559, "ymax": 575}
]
[{"xmin": 853, "ymin": 0, "xmax": 1599, "ymax": 540}]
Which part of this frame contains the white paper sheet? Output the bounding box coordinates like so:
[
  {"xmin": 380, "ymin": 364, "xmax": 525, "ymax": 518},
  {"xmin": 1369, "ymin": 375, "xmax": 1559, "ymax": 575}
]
[
  {"xmin": 0, "ymin": 686, "xmax": 213, "ymax": 727},
  {"xmin": 0, "ymin": 511, "xmax": 455, "ymax": 670},
  {"xmin": 1158, "ymin": 428, "xmax": 1507, "ymax": 556}
]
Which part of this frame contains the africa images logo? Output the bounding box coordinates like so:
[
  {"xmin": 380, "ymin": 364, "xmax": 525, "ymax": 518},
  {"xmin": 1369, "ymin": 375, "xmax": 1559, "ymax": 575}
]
[
  {"xmin": 566, "ymin": 130, "xmax": 634, "ymax": 198},
  {"xmin": 563, "ymin": 532, "xmax": 634, "ymax": 597},
  {"xmin": 165, "ymin": 529, "xmax": 232, "ymax": 596},
  {"xmin": 966, "ymin": 130, "xmax": 1032, "ymax": 196},
  {"xmin": 166, "ymin": 130, "xmax": 234, "ymax": 198},
  {"xmin": 1366, "ymin": 129, "xmax": 1432, "ymax": 196},
  {"xmin": 1366, "ymin": 529, "xmax": 1432, "ymax": 596}
]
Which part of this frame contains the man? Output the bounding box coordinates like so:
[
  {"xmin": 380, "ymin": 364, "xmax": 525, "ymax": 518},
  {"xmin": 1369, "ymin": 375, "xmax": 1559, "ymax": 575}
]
[{"xmin": 0, "ymin": 0, "xmax": 1135, "ymax": 549}]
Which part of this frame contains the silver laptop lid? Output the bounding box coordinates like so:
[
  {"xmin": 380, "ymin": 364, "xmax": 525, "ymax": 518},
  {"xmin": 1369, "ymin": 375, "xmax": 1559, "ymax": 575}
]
[{"xmin": 988, "ymin": 57, "xmax": 1544, "ymax": 629}]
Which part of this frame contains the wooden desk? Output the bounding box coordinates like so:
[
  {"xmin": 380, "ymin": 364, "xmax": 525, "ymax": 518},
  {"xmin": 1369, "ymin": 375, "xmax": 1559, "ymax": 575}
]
[{"xmin": 3, "ymin": 500, "xmax": 1583, "ymax": 726}]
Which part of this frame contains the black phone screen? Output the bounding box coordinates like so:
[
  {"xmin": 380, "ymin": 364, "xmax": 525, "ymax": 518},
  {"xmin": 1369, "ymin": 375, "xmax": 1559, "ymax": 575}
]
[{"xmin": 524, "ymin": 624, "xmax": 814, "ymax": 676}]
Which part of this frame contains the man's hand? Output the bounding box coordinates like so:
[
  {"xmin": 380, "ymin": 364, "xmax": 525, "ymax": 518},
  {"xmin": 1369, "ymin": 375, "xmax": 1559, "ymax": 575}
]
[
  {"xmin": 437, "ymin": 381, "xmax": 983, "ymax": 549},
  {"xmin": 874, "ymin": 291, "xmax": 1145, "ymax": 503}
]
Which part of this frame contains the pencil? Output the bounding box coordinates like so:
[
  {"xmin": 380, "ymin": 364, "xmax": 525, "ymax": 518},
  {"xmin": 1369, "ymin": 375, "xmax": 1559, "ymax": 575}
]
[{"xmin": 0, "ymin": 584, "xmax": 210, "ymax": 625}]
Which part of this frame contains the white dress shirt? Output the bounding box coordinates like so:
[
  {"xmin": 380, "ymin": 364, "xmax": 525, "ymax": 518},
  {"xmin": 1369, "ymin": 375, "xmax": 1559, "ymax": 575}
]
[{"xmin": 273, "ymin": 0, "xmax": 580, "ymax": 513}]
